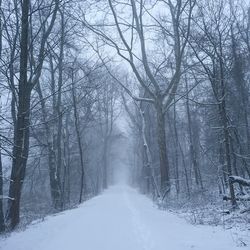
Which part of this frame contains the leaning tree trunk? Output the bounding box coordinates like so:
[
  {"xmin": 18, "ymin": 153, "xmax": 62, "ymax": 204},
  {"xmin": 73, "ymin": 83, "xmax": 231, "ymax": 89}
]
[
  {"xmin": 6, "ymin": 0, "xmax": 30, "ymax": 229},
  {"xmin": 155, "ymin": 101, "xmax": 170, "ymax": 193}
]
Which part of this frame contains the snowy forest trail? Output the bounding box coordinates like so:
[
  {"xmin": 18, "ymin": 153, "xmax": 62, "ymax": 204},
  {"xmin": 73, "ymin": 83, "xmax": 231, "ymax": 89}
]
[{"xmin": 0, "ymin": 186, "xmax": 246, "ymax": 250}]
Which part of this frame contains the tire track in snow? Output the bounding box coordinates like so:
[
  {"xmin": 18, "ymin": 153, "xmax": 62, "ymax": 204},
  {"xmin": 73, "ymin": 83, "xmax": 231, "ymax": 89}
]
[{"xmin": 123, "ymin": 188, "xmax": 156, "ymax": 250}]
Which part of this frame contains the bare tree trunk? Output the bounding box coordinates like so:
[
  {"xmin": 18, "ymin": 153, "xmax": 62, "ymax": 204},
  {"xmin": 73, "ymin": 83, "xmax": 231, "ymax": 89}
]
[
  {"xmin": 54, "ymin": 13, "xmax": 65, "ymax": 209},
  {"xmin": 219, "ymin": 60, "xmax": 237, "ymax": 207},
  {"xmin": 173, "ymin": 100, "xmax": 180, "ymax": 194},
  {"xmin": 36, "ymin": 81, "xmax": 62, "ymax": 210},
  {"xmin": 0, "ymin": 0, "xmax": 2, "ymax": 58},
  {"xmin": 62, "ymin": 111, "xmax": 71, "ymax": 206},
  {"xmin": 231, "ymin": 30, "xmax": 250, "ymax": 178},
  {"xmin": 0, "ymin": 0, "xmax": 5, "ymax": 233},
  {"xmin": 220, "ymin": 102, "xmax": 237, "ymax": 207},
  {"xmin": 185, "ymin": 79, "xmax": 203, "ymax": 188},
  {"xmin": 231, "ymin": 141, "xmax": 244, "ymax": 193},
  {"xmin": 6, "ymin": 0, "xmax": 30, "ymax": 229},
  {"xmin": 140, "ymin": 107, "xmax": 160, "ymax": 197},
  {"xmin": 102, "ymin": 137, "xmax": 108, "ymax": 189},
  {"xmin": 155, "ymin": 101, "xmax": 170, "ymax": 192},
  {"xmin": 102, "ymin": 96, "xmax": 109, "ymax": 190},
  {"xmin": 71, "ymin": 72, "xmax": 85, "ymax": 204},
  {"xmin": 178, "ymin": 139, "xmax": 191, "ymax": 198},
  {"xmin": 8, "ymin": 13, "xmax": 19, "ymax": 129},
  {"xmin": 232, "ymin": 129, "xmax": 250, "ymax": 178},
  {"xmin": 0, "ymin": 147, "xmax": 5, "ymax": 232},
  {"xmin": 231, "ymin": 29, "xmax": 250, "ymax": 156},
  {"xmin": 218, "ymin": 144, "xmax": 226, "ymax": 193},
  {"xmin": 65, "ymin": 112, "xmax": 71, "ymax": 205}
]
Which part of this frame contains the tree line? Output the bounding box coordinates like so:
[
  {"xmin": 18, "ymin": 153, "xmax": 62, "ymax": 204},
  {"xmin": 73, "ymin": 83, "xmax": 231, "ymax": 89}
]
[
  {"xmin": 82, "ymin": 0, "xmax": 250, "ymax": 212},
  {"xmin": 0, "ymin": 0, "xmax": 120, "ymax": 231}
]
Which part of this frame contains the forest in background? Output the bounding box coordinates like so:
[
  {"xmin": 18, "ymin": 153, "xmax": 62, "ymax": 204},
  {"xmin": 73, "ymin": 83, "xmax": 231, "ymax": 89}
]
[{"xmin": 0, "ymin": 0, "xmax": 250, "ymax": 232}]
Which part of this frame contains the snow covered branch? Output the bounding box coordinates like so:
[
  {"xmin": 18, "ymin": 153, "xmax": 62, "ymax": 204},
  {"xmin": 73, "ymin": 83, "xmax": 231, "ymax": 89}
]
[
  {"xmin": 0, "ymin": 195, "xmax": 15, "ymax": 201},
  {"xmin": 229, "ymin": 176, "xmax": 250, "ymax": 187}
]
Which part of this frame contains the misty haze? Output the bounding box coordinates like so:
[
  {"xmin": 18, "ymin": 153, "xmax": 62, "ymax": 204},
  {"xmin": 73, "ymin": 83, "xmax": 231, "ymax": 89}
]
[{"xmin": 0, "ymin": 0, "xmax": 250, "ymax": 249}]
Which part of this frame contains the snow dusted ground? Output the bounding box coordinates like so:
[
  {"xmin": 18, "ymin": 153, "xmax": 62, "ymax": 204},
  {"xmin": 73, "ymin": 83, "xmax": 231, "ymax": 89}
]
[{"xmin": 0, "ymin": 185, "xmax": 249, "ymax": 250}]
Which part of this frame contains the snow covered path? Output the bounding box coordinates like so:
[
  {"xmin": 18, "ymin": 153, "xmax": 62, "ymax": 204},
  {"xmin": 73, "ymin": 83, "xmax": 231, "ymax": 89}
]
[{"xmin": 1, "ymin": 186, "xmax": 248, "ymax": 250}]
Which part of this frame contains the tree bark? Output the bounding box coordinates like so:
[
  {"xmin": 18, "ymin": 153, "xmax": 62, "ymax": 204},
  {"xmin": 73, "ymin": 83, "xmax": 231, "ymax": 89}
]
[
  {"xmin": 231, "ymin": 29, "xmax": 250, "ymax": 157},
  {"xmin": 185, "ymin": 79, "xmax": 203, "ymax": 188},
  {"xmin": 102, "ymin": 137, "xmax": 108, "ymax": 189},
  {"xmin": 0, "ymin": 0, "xmax": 5, "ymax": 233},
  {"xmin": 6, "ymin": 0, "xmax": 30, "ymax": 229},
  {"xmin": 219, "ymin": 62, "xmax": 237, "ymax": 207},
  {"xmin": 140, "ymin": 107, "xmax": 160, "ymax": 197},
  {"xmin": 0, "ymin": 147, "xmax": 5, "ymax": 232},
  {"xmin": 36, "ymin": 81, "xmax": 62, "ymax": 210},
  {"xmin": 155, "ymin": 101, "xmax": 170, "ymax": 192},
  {"xmin": 0, "ymin": 0, "xmax": 2, "ymax": 58},
  {"xmin": 71, "ymin": 71, "xmax": 85, "ymax": 204},
  {"xmin": 173, "ymin": 100, "xmax": 180, "ymax": 194},
  {"xmin": 54, "ymin": 11, "xmax": 65, "ymax": 210}
]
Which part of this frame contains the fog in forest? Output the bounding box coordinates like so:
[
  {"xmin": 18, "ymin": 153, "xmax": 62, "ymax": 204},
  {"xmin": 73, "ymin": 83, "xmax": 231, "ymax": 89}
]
[{"xmin": 0, "ymin": 0, "xmax": 250, "ymax": 248}]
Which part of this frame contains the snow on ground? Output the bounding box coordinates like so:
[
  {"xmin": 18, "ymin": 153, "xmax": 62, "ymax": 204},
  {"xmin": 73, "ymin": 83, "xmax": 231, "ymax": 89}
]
[{"xmin": 0, "ymin": 185, "xmax": 249, "ymax": 250}]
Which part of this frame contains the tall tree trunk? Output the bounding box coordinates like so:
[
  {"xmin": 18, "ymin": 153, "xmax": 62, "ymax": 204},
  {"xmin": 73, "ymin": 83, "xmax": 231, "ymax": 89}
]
[
  {"xmin": 0, "ymin": 147, "xmax": 5, "ymax": 232},
  {"xmin": 218, "ymin": 144, "xmax": 226, "ymax": 194},
  {"xmin": 232, "ymin": 130, "xmax": 250, "ymax": 178},
  {"xmin": 221, "ymin": 101, "xmax": 237, "ymax": 206},
  {"xmin": 231, "ymin": 29, "xmax": 250, "ymax": 156},
  {"xmin": 185, "ymin": 80, "xmax": 203, "ymax": 188},
  {"xmin": 71, "ymin": 73, "xmax": 85, "ymax": 204},
  {"xmin": 54, "ymin": 15, "xmax": 65, "ymax": 210},
  {"xmin": 0, "ymin": 0, "xmax": 5, "ymax": 233},
  {"xmin": 0, "ymin": 0, "xmax": 2, "ymax": 58},
  {"xmin": 36, "ymin": 81, "xmax": 61, "ymax": 210},
  {"xmin": 220, "ymin": 101, "xmax": 237, "ymax": 207},
  {"xmin": 140, "ymin": 107, "xmax": 160, "ymax": 197},
  {"xmin": 64, "ymin": 112, "xmax": 71, "ymax": 205},
  {"xmin": 6, "ymin": 0, "xmax": 30, "ymax": 228},
  {"xmin": 155, "ymin": 101, "xmax": 170, "ymax": 192},
  {"xmin": 173, "ymin": 100, "xmax": 180, "ymax": 194},
  {"xmin": 102, "ymin": 137, "xmax": 108, "ymax": 189},
  {"xmin": 219, "ymin": 59, "xmax": 237, "ymax": 207}
]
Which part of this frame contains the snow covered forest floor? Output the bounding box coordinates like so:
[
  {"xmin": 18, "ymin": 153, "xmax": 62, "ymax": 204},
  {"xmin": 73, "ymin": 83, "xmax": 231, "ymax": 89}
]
[
  {"xmin": 161, "ymin": 190, "xmax": 250, "ymax": 231},
  {"xmin": 1, "ymin": 186, "xmax": 249, "ymax": 250}
]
